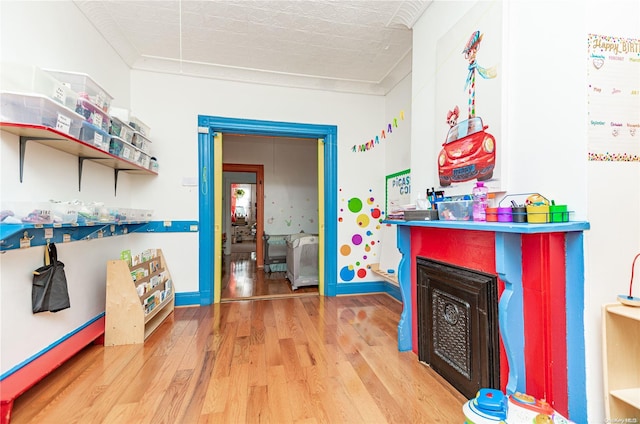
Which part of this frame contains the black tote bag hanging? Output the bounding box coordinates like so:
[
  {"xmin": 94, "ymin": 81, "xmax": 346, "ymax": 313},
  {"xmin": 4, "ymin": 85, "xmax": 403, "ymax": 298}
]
[{"xmin": 32, "ymin": 242, "xmax": 71, "ymax": 313}]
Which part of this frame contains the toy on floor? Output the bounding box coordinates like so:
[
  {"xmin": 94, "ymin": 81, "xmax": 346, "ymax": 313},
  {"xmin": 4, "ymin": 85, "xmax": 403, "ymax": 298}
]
[{"xmin": 463, "ymin": 388, "xmax": 574, "ymax": 423}]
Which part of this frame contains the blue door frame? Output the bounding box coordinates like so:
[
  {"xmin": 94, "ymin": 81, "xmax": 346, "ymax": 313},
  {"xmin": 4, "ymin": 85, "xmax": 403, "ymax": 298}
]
[{"xmin": 196, "ymin": 115, "xmax": 338, "ymax": 304}]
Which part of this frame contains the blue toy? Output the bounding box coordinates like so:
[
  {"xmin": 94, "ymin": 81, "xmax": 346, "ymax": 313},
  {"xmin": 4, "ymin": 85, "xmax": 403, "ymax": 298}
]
[{"xmin": 463, "ymin": 389, "xmax": 574, "ymax": 423}]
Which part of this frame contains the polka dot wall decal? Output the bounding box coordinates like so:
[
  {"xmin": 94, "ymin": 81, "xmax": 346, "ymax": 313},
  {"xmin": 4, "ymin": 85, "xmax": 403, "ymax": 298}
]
[
  {"xmin": 363, "ymin": 255, "xmax": 367, "ymax": 260},
  {"xmin": 366, "ymin": 230, "xmax": 373, "ymax": 236},
  {"xmin": 356, "ymin": 261, "xmax": 360, "ymax": 266},
  {"xmin": 357, "ymin": 268, "xmax": 367, "ymax": 278},
  {"xmin": 340, "ymin": 245, "xmax": 351, "ymax": 256},
  {"xmin": 352, "ymin": 234, "xmax": 363, "ymax": 245},
  {"xmin": 367, "ymin": 197, "xmax": 374, "ymax": 205},
  {"xmin": 338, "ymin": 217, "xmax": 343, "ymax": 222},
  {"xmin": 340, "ymin": 266, "xmax": 355, "ymax": 281},
  {"xmin": 348, "ymin": 198, "xmax": 363, "ymax": 213},
  {"xmin": 371, "ymin": 241, "xmax": 375, "ymax": 245},
  {"xmin": 365, "ymin": 245, "xmax": 371, "ymax": 252},
  {"xmin": 357, "ymin": 214, "xmax": 370, "ymax": 227},
  {"xmin": 371, "ymin": 208, "xmax": 381, "ymax": 219}
]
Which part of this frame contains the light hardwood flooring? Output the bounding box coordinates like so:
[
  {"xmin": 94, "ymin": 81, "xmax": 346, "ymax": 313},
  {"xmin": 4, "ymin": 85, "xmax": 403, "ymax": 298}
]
[
  {"xmin": 222, "ymin": 252, "xmax": 318, "ymax": 300},
  {"xmin": 10, "ymin": 294, "xmax": 467, "ymax": 423}
]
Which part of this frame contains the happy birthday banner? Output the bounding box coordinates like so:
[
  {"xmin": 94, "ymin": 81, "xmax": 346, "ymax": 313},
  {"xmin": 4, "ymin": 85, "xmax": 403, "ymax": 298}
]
[{"xmin": 352, "ymin": 110, "xmax": 405, "ymax": 153}]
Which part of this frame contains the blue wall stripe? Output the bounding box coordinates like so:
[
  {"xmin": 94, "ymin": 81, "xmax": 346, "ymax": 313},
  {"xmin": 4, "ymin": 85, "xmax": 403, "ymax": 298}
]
[
  {"xmin": 137, "ymin": 221, "xmax": 199, "ymax": 233},
  {"xmin": 384, "ymin": 282, "xmax": 402, "ymax": 302},
  {"xmin": 175, "ymin": 292, "xmax": 202, "ymax": 307}
]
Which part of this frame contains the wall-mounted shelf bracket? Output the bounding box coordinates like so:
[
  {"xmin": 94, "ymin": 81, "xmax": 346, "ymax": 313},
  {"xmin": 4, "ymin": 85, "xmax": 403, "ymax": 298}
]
[
  {"xmin": 19, "ymin": 135, "xmax": 56, "ymax": 183},
  {"xmin": 113, "ymin": 168, "xmax": 137, "ymax": 196},
  {"xmin": 78, "ymin": 156, "xmax": 104, "ymax": 191}
]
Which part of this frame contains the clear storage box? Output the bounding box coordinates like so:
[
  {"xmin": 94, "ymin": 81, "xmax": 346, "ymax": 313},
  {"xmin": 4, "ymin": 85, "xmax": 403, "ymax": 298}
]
[
  {"xmin": 138, "ymin": 151, "xmax": 151, "ymax": 169},
  {"xmin": 50, "ymin": 200, "xmax": 80, "ymax": 224},
  {"xmin": 436, "ymin": 200, "xmax": 474, "ymax": 221},
  {"xmin": 80, "ymin": 121, "xmax": 110, "ymax": 151},
  {"xmin": 0, "ymin": 201, "xmax": 53, "ymax": 224},
  {"xmin": 128, "ymin": 116, "xmax": 150, "ymax": 136},
  {"xmin": 76, "ymin": 97, "xmax": 109, "ymax": 131},
  {"xmin": 132, "ymin": 131, "xmax": 152, "ymax": 154},
  {"xmin": 119, "ymin": 139, "xmax": 137, "ymax": 162},
  {"xmin": 42, "ymin": 69, "xmax": 113, "ymax": 112},
  {"xmin": 110, "ymin": 116, "xmax": 135, "ymax": 143},
  {"xmin": 109, "ymin": 136, "xmax": 124, "ymax": 157},
  {"xmin": 0, "ymin": 62, "xmax": 79, "ymax": 110},
  {"xmin": 0, "ymin": 92, "xmax": 83, "ymax": 138}
]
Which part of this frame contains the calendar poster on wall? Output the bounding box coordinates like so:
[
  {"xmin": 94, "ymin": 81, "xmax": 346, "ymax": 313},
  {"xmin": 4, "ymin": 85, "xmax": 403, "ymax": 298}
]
[{"xmin": 587, "ymin": 34, "xmax": 640, "ymax": 162}]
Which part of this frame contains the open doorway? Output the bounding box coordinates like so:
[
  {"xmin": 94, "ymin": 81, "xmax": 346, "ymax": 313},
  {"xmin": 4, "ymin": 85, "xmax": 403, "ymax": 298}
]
[
  {"xmin": 222, "ymin": 163, "xmax": 264, "ymax": 263},
  {"xmin": 221, "ymin": 138, "xmax": 320, "ymax": 301},
  {"xmin": 197, "ymin": 115, "xmax": 338, "ymax": 305},
  {"xmin": 229, "ymin": 182, "xmax": 256, "ymax": 251}
]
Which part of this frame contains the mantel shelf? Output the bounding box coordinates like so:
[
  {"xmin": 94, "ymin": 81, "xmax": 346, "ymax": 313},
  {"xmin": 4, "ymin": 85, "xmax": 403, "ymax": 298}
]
[
  {"xmin": 385, "ymin": 218, "xmax": 590, "ymax": 234},
  {"xmin": 0, "ymin": 122, "xmax": 157, "ymax": 194}
]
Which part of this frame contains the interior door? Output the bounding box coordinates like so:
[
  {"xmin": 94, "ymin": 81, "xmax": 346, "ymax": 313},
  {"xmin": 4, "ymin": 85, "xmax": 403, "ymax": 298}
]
[{"xmin": 214, "ymin": 132, "xmax": 223, "ymax": 303}]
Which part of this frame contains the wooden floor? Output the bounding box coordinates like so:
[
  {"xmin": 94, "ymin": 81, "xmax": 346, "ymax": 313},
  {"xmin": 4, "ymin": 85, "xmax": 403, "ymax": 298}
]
[
  {"xmin": 10, "ymin": 294, "xmax": 467, "ymax": 423},
  {"xmin": 222, "ymin": 252, "xmax": 318, "ymax": 300}
]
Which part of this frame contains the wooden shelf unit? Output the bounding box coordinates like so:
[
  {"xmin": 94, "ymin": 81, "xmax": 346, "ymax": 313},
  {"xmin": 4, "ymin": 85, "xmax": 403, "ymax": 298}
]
[
  {"xmin": 105, "ymin": 249, "xmax": 174, "ymax": 345},
  {"xmin": 370, "ymin": 263, "xmax": 398, "ymax": 286},
  {"xmin": 602, "ymin": 303, "xmax": 640, "ymax": 420}
]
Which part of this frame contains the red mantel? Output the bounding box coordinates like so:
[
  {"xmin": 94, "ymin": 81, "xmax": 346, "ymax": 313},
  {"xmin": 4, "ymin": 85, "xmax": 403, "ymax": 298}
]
[{"xmin": 388, "ymin": 219, "xmax": 589, "ymax": 422}]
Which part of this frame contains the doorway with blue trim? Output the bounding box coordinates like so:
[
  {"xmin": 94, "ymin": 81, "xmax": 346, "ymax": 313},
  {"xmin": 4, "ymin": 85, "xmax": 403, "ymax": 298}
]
[{"xmin": 197, "ymin": 115, "xmax": 338, "ymax": 304}]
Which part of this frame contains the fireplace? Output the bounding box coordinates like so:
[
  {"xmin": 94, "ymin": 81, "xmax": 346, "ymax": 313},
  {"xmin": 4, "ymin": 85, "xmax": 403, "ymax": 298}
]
[
  {"xmin": 416, "ymin": 257, "xmax": 499, "ymax": 399},
  {"xmin": 391, "ymin": 223, "xmax": 590, "ymax": 421}
]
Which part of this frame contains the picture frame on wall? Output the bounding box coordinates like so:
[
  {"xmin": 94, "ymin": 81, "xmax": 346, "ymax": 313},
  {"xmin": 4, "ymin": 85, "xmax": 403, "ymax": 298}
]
[{"xmin": 434, "ymin": 1, "xmax": 505, "ymax": 196}]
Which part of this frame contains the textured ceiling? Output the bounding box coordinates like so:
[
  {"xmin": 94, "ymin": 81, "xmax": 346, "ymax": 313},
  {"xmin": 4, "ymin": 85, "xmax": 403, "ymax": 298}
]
[{"xmin": 74, "ymin": 0, "xmax": 431, "ymax": 94}]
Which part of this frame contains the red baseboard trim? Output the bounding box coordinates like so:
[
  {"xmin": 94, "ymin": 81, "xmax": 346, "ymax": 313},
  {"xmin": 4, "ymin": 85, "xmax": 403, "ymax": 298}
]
[{"xmin": 0, "ymin": 317, "xmax": 105, "ymax": 424}]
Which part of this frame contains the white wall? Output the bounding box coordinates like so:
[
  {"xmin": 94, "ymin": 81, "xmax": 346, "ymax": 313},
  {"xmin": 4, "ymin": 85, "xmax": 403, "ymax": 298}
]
[
  {"xmin": 380, "ymin": 73, "xmax": 413, "ymax": 273},
  {"xmin": 223, "ymin": 135, "xmax": 319, "ymax": 235},
  {"xmin": 129, "ymin": 70, "xmax": 393, "ymax": 285},
  {"xmin": 582, "ymin": 1, "xmax": 640, "ymax": 421},
  {"xmin": 413, "ymin": 0, "xmax": 639, "ymax": 421},
  {"xmin": 0, "ymin": 1, "xmax": 133, "ymax": 375}
]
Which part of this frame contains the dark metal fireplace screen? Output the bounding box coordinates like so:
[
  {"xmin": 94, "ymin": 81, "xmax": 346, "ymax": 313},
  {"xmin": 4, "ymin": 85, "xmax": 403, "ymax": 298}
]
[{"xmin": 417, "ymin": 257, "xmax": 499, "ymax": 399}]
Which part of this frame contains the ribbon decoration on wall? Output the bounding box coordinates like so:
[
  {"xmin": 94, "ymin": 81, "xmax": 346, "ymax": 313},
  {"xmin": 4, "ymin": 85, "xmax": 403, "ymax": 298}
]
[{"xmin": 352, "ymin": 110, "xmax": 405, "ymax": 153}]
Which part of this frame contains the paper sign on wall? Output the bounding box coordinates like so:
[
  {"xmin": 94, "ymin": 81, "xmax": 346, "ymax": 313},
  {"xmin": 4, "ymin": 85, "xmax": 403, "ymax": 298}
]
[{"xmin": 385, "ymin": 169, "xmax": 411, "ymax": 215}]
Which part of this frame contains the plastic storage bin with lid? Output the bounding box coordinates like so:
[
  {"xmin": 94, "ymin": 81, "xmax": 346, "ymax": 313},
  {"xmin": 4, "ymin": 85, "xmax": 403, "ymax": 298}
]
[
  {"xmin": 0, "ymin": 62, "xmax": 79, "ymax": 110},
  {"xmin": 76, "ymin": 97, "xmax": 109, "ymax": 131},
  {"xmin": 110, "ymin": 116, "xmax": 135, "ymax": 143},
  {"xmin": 0, "ymin": 201, "xmax": 53, "ymax": 224},
  {"xmin": 79, "ymin": 121, "xmax": 110, "ymax": 151},
  {"xmin": 0, "ymin": 92, "xmax": 84, "ymax": 138},
  {"xmin": 128, "ymin": 116, "xmax": 150, "ymax": 137},
  {"xmin": 42, "ymin": 69, "xmax": 113, "ymax": 113},
  {"xmin": 118, "ymin": 139, "xmax": 138, "ymax": 162},
  {"xmin": 132, "ymin": 131, "xmax": 152, "ymax": 154}
]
